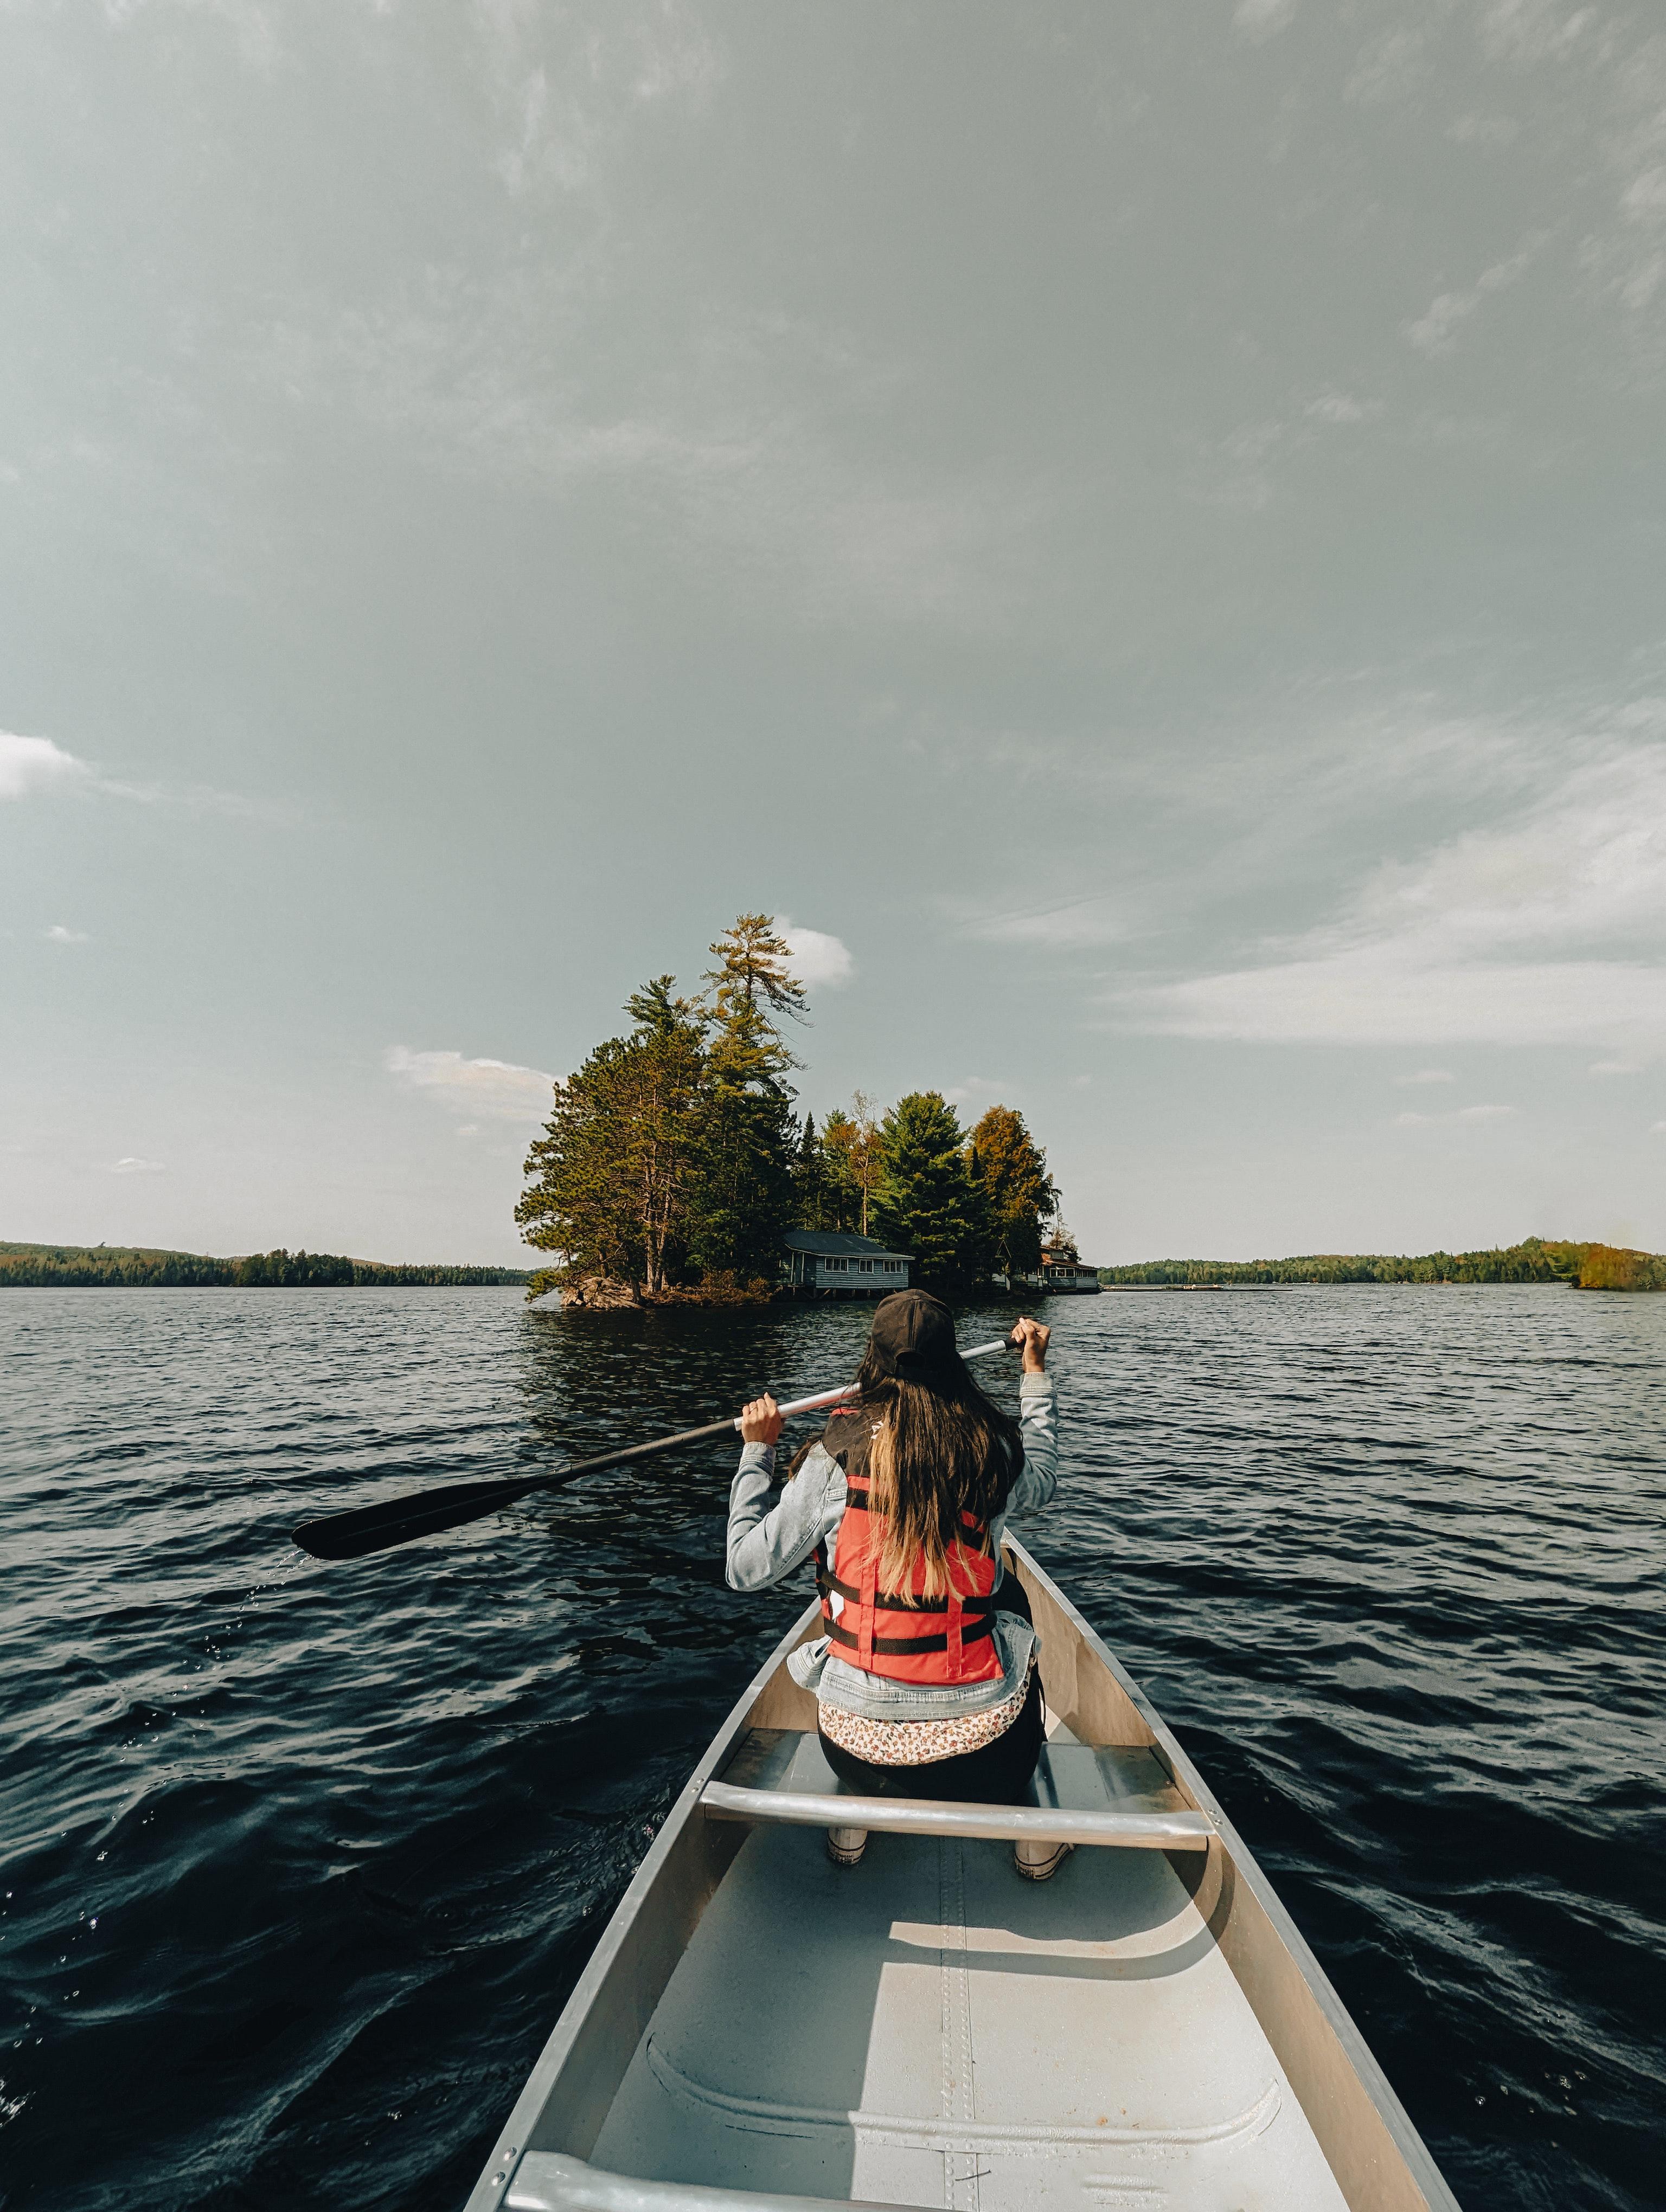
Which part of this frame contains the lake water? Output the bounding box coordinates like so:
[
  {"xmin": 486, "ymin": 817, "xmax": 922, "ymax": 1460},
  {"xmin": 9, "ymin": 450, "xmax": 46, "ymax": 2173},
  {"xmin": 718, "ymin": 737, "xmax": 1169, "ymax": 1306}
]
[{"xmin": 0, "ymin": 1286, "xmax": 1660, "ymax": 2211}]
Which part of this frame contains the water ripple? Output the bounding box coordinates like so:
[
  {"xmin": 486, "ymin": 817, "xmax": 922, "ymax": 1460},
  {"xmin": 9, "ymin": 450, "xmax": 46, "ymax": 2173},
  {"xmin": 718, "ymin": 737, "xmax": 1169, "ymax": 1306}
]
[{"xmin": 1, "ymin": 1285, "xmax": 1661, "ymax": 2210}]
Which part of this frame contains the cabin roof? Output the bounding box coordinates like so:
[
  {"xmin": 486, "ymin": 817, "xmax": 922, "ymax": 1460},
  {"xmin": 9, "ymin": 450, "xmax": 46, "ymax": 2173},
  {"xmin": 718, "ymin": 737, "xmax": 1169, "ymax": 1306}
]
[{"xmin": 783, "ymin": 1230, "xmax": 912, "ymax": 1260}]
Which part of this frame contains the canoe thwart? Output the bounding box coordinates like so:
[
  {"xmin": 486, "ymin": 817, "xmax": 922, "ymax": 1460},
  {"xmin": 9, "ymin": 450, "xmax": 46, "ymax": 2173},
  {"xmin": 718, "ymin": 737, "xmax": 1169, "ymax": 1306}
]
[
  {"xmin": 505, "ymin": 2149, "xmax": 938, "ymax": 2212},
  {"xmin": 704, "ymin": 1727, "xmax": 1213, "ymax": 1850},
  {"xmin": 701, "ymin": 1779, "xmax": 1212, "ymax": 1850}
]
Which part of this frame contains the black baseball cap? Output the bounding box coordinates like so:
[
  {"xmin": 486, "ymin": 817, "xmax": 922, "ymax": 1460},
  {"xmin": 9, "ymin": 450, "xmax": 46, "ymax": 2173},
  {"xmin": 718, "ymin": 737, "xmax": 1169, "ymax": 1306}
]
[{"xmin": 868, "ymin": 1289, "xmax": 957, "ymax": 1373}]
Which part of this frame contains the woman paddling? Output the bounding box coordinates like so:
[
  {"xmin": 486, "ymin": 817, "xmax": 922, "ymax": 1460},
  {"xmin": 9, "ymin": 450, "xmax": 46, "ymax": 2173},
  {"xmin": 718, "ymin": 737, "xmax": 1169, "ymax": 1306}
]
[{"xmin": 726, "ymin": 1290, "xmax": 1063, "ymax": 1879}]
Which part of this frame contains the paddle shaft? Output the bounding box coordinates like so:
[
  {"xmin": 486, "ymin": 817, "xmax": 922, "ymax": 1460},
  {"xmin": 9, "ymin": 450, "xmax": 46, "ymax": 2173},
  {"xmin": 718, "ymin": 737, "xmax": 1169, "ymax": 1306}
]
[{"xmin": 291, "ymin": 1332, "xmax": 1025, "ymax": 1560}]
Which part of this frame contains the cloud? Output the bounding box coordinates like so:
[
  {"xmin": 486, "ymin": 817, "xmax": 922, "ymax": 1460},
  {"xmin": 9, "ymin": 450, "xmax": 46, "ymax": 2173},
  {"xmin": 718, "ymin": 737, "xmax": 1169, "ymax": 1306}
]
[
  {"xmin": 110, "ymin": 780, "xmax": 292, "ymax": 822},
  {"xmin": 108, "ymin": 1156, "xmax": 166, "ymax": 1175},
  {"xmin": 1447, "ymin": 115, "xmax": 1521, "ymax": 146},
  {"xmin": 1396, "ymin": 1104, "xmax": 1516, "ymax": 1127},
  {"xmin": 777, "ymin": 918, "xmax": 854, "ymax": 990},
  {"xmin": 1481, "ymin": 2, "xmax": 1595, "ymax": 67},
  {"xmin": 1305, "ymin": 392, "xmax": 1383, "ymax": 425},
  {"xmin": 1653, "ymin": 1121, "xmax": 1666, "ymax": 1136},
  {"xmin": 1, "ymin": 732, "xmax": 91, "ymax": 801},
  {"xmin": 44, "ymin": 924, "xmax": 91, "ymax": 944},
  {"xmin": 1128, "ymin": 960, "xmax": 1666, "ymax": 1046},
  {"xmin": 1406, "ymin": 237, "xmax": 1546, "ymax": 356},
  {"xmin": 1233, "ymin": 0, "xmax": 1296, "ymax": 40},
  {"xmin": 1110, "ymin": 732, "xmax": 1666, "ymax": 1050},
  {"xmin": 1622, "ymin": 170, "xmax": 1666, "ymax": 224},
  {"xmin": 386, "ymin": 1045, "xmax": 554, "ymax": 1121},
  {"xmin": 99, "ymin": 0, "xmax": 281, "ymax": 72},
  {"xmin": 1395, "ymin": 1068, "xmax": 1455, "ymax": 1085},
  {"xmin": 1508, "ymin": 24, "xmax": 1666, "ymax": 364},
  {"xmin": 1344, "ymin": 26, "xmax": 1427, "ymax": 108},
  {"xmin": 0, "ymin": 729, "xmax": 277, "ymax": 820},
  {"xmin": 964, "ymin": 890, "xmax": 1131, "ymax": 950},
  {"xmin": 246, "ymin": 271, "xmax": 1044, "ymax": 637},
  {"xmin": 1590, "ymin": 1059, "xmax": 1643, "ymax": 1076},
  {"xmin": 478, "ymin": 1, "xmax": 722, "ymax": 200}
]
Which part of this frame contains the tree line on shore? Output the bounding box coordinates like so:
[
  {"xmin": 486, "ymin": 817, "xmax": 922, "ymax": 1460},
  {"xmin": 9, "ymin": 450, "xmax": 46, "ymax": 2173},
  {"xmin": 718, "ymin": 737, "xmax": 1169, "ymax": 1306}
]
[
  {"xmin": 1099, "ymin": 1237, "xmax": 1666, "ymax": 1291},
  {"xmin": 516, "ymin": 915, "xmax": 1063, "ymax": 1303},
  {"xmin": 0, "ymin": 1243, "xmax": 526, "ymax": 1288}
]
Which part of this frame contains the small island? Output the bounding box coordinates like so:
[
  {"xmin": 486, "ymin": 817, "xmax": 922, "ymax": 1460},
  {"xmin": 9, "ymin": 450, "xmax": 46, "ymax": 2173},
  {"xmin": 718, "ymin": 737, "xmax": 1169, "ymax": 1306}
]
[{"xmin": 517, "ymin": 914, "xmax": 1071, "ymax": 1307}]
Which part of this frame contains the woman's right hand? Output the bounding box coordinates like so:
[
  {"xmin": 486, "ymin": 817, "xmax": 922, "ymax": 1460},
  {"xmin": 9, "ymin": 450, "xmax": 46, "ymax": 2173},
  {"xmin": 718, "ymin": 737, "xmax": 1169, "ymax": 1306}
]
[
  {"xmin": 739, "ymin": 1393, "xmax": 784, "ymax": 1445},
  {"xmin": 1014, "ymin": 1315, "xmax": 1049, "ymax": 1373}
]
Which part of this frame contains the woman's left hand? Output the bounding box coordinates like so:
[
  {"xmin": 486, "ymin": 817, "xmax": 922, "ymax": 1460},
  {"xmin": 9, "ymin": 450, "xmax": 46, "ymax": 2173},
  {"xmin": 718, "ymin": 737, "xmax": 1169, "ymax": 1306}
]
[{"xmin": 740, "ymin": 1393, "xmax": 783, "ymax": 1445}]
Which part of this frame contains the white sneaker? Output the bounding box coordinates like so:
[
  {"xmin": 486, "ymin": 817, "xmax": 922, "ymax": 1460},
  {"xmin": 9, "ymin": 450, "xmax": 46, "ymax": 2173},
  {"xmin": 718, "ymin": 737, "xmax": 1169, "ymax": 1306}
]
[
  {"xmin": 826, "ymin": 1826, "xmax": 869, "ymax": 1867},
  {"xmin": 1013, "ymin": 1838, "xmax": 1072, "ymax": 1882}
]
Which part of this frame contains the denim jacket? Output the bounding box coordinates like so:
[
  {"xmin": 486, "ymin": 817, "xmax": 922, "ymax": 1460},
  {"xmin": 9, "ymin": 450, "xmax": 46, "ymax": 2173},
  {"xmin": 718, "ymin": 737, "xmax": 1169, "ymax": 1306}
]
[{"xmin": 725, "ymin": 1372, "xmax": 1058, "ymax": 1721}]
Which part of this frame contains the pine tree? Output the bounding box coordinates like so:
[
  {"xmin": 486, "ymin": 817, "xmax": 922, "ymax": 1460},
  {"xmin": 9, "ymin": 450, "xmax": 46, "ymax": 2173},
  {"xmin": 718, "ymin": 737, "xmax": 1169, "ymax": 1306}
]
[
  {"xmin": 819, "ymin": 1092, "xmax": 881, "ymax": 1234},
  {"xmin": 871, "ymin": 1092, "xmax": 990, "ymax": 1289},
  {"xmin": 849, "ymin": 1090, "xmax": 881, "ymax": 1236},
  {"xmin": 818, "ymin": 1108, "xmax": 860, "ymax": 1231},
  {"xmin": 619, "ymin": 976, "xmax": 709, "ymax": 1291},
  {"xmin": 967, "ymin": 1104, "xmax": 1060, "ymax": 1278},
  {"xmin": 792, "ymin": 1110, "xmax": 830, "ymax": 1230},
  {"xmin": 516, "ymin": 977, "xmax": 708, "ymax": 1296},
  {"xmin": 688, "ymin": 915, "xmax": 802, "ymax": 1284},
  {"xmin": 702, "ymin": 913, "xmax": 807, "ymax": 1049},
  {"xmin": 517, "ymin": 1038, "xmax": 641, "ymax": 1291}
]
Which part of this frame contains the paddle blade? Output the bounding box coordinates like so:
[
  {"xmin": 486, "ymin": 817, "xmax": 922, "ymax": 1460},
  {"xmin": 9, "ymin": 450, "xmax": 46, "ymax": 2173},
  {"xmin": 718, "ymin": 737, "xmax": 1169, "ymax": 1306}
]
[{"xmin": 292, "ymin": 1475, "xmax": 540, "ymax": 1560}]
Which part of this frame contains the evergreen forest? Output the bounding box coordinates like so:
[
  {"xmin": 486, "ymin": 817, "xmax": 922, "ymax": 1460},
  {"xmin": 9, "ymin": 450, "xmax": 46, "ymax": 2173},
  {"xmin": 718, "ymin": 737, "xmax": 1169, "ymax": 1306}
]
[
  {"xmin": 0, "ymin": 1243, "xmax": 526, "ymax": 1288},
  {"xmin": 1099, "ymin": 1238, "xmax": 1666, "ymax": 1292},
  {"xmin": 516, "ymin": 915, "xmax": 1063, "ymax": 1303}
]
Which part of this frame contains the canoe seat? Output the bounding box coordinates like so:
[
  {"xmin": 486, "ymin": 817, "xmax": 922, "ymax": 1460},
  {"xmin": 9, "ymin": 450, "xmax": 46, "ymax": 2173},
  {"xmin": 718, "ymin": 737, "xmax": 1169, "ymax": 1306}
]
[{"xmin": 701, "ymin": 1728, "xmax": 1213, "ymax": 1852}]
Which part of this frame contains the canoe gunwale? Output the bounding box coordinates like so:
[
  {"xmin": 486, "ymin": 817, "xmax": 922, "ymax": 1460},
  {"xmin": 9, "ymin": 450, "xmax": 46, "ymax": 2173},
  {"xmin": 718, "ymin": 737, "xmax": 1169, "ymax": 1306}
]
[
  {"xmin": 1004, "ymin": 1538, "xmax": 1462, "ymax": 2212},
  {"xmin": 463, "ymin": 1615, "xmax": 813, "ymax": 2212},
  {"xmin": 467, "ymin": 1544, "xmax": 1462, "ymax": 2212}
]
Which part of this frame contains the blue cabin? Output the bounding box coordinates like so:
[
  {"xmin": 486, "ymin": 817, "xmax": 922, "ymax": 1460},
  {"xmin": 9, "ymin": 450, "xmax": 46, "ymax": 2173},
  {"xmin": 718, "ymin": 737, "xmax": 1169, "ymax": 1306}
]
[{"xmin": 783, "ymin": 1230, "xmax": 912, "ymax": 1297}]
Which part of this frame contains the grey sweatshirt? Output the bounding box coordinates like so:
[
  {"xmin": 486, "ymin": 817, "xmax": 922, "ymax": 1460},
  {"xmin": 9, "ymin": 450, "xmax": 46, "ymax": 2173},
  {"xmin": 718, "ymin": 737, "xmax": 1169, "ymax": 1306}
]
[{"xmin": 725, "ymin": 1371, "xmax": 1059, "ymax": 1721}]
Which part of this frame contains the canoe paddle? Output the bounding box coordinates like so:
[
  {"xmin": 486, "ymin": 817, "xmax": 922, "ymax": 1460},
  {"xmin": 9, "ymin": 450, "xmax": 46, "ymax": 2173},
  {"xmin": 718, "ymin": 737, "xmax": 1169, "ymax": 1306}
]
[{"xmin": 291, "ymin": 1332, "xmax": 1023, "ymax": 1562}]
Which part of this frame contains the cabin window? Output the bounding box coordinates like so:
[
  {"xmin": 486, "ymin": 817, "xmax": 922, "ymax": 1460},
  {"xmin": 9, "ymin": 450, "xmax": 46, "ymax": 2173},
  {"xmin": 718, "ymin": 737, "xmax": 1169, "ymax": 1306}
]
[
  {"xmin": 857, "ymin": 1259, "xmax": 873, "ymax": 1273},
  {"xmin": 822, "ymin": 1257, "xmax": 848, "ymax": 1274}
]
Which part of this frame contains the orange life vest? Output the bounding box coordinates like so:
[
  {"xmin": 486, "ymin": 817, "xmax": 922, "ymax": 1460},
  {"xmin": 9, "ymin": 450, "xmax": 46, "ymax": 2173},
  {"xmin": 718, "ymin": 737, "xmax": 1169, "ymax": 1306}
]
[{"xmin": 813, "ymin": 1416, "xmax": 1004, "ymax": 1687}]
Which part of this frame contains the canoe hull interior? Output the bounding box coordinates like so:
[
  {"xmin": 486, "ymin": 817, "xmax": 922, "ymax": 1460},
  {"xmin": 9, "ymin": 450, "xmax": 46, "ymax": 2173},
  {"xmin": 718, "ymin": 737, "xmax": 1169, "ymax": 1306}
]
[{"xmin": 466, "ymin": 1544, "xmax": 1459, "ymax": 2212}]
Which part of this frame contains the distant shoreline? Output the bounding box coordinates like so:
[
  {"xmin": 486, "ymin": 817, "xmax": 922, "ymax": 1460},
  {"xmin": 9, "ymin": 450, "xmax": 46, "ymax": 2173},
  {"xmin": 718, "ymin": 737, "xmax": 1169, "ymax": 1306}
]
[
  {"xmin": 10, "ymin": 1235, "xmax": 1661, "ymax": 1295},
  {"xmin": 1099, "ymin": 1280, "xmax": 1564, "ymax": 1292},
  {"xmin": 1098, "ymin": 1237, "xmax": 1665, "ymax": 1293},
  {"xmin": 0, "ymin": 1243, "xmax": 527, "ymax": 1289}
]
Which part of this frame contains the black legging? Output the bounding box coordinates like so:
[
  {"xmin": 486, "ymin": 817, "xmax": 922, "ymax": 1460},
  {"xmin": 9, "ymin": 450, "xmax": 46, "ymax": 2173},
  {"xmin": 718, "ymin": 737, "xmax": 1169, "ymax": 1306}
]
[
  {"xmin": 818, "ymin": 1665, "xmax": 1044, "ymax": 1805},
  {"xmin": 816, "ymin": 1577, "xmax": 1043, "ymax": 1806}
]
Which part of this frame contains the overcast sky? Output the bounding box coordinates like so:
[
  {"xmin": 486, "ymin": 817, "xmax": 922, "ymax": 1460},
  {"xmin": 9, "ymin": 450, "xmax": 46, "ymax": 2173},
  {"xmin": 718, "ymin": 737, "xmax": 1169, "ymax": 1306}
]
[{"xmin": 4, "ymin": 1, "xmax": 1665, "ymax": 1268}]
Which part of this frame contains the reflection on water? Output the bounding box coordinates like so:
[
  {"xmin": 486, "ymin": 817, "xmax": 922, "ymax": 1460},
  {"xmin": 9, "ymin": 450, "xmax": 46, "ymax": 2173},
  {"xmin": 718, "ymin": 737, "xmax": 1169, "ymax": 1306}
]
[{"xmin": 0, "ymin": 1284, "xmax": 1660, "ymax": 2210}]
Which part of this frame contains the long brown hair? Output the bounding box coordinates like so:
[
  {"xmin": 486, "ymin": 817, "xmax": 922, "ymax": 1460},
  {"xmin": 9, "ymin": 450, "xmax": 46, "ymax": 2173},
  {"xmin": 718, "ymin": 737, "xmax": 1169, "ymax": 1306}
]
[{"xmin": 824, "ymin": 1342, "xmax": 1023, "ymax": 1599}]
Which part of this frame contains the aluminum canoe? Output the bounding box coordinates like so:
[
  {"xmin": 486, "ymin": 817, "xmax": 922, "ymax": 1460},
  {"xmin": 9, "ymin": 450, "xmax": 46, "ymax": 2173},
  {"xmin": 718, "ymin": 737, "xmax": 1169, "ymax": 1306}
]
[{"xmin": 466, "ymin": 1541, "xmax": 1460, "ymax": 2212}]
